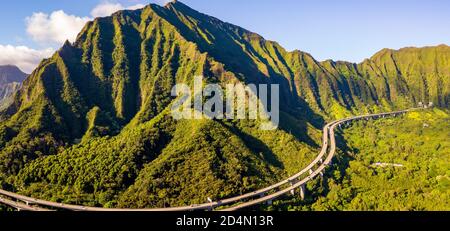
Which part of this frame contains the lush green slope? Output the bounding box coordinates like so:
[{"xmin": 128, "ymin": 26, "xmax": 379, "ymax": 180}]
[
  {"xmin": 359, "ymin": 46, "xmax": 450, "ymax": 108},
  {"xmin": 0, "ymin": 1, "xmax": 448, "ymax": 208},
  {"xmin": 267, "ymin": 109, "xmax": 449, "ymax": 211},
  {"xmin": 7, "ymin": 113, "xmax": 318, "ymax": 208}
]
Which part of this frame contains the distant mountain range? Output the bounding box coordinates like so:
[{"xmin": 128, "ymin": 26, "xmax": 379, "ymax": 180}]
[
  {"xmin": 0, "ymin": 65, "xmax": 27, "ymax": 109},
  {"xmin": 0, "ymin": 1, "xmax": 448, "ymax": 208}
]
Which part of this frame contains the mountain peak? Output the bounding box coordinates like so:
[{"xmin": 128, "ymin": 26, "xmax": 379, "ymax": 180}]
[
  {"xmin": 164, "ymin": 0, "xmax": 200, "ymax": 15},
  {"xmin": 165, "ymin": 0, "xmax": 180, "ymax": 7},
  {"xmin": 0, "ymin": 65, "xmax": 27, "ymax": 106},
  {"xmin": 0, "ymin": 64, "xmax": 22, "ymax": 72},
  {"xmin": 164, "ymin": 0, "xmax": 185, "ymax": 9},
  {"xmin": 0, "ymin": 65, "xmax": 28, "ymax": 83}
]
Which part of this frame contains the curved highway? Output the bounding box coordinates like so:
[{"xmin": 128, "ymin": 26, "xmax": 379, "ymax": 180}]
[
  {"xmin": 0, "ymin": 109, "xmax": 413, "ymax": 211},
  {"xmin": 221, "ymin": 109, "xmax": 412, "ymax": 211},
  {"xmin": 0, "ymin": 196, "xmax": 52, "ymax": 211}
]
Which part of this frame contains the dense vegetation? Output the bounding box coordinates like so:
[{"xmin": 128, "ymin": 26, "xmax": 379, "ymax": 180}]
[
  {"xmin": 267, "ymin": 109, "xmax": 449, "ymax": 211},
  {"xmin": 0, "ymin": 1, "xmax": 448, "ymax": 209}
]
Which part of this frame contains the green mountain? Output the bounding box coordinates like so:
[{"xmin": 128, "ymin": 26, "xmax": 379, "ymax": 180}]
[
  {"xmin": 0, "ymin": 1, "xmax": 448, "ymax": 208},
  {"xmin": 0, "ymin": 65, "xmax": 27, "ymax": 110},
  {"xmin": 288, "ymin": 45, "xmax": 449, "ymax": 116}
]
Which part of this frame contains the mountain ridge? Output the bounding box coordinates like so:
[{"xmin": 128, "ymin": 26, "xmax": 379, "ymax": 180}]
[{"xmin": 0, "ymin": 1, "xmax": 448, "ymax": 208}]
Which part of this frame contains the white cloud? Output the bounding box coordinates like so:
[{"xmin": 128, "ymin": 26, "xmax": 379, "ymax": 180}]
[
  {"xmin": 91, "ymin": 2, "xmax": 123, "ymax": 18},
  {"xmin": 26, "ymin": 10, "xmax": 90, "ymax": 45},
  {"xmin": 25, "ymin": 2, "xmax": 147, "ymax": 46},
  {"xmin": 128, "ymin": 4, "xmax": 147, "ymax": 10},
  {"xmin": 6, "ymin": 2, "xmax": 147, "ymax": 73},
  {"xmin": 91, "ymin": 1, "xmax": 146, "ymax": 18},
  {"xmin": 0, "ymin": 45, "xmax": 54, "ymax": 73}
]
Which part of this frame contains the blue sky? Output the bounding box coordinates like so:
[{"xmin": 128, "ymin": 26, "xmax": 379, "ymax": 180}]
[{"xmin": 1, "ymin": 0, "xmax": 449, "ymax": 72}]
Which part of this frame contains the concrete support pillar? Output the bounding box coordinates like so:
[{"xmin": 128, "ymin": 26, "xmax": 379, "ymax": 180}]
[
  {"xmin": 309, "ymin": 169, "xmax": 313, "ymax": 175},
  {"xmin": 289, "ymin": 180, "xmax": 297, "ymax": 196},
  {"xmin": 299, "ymin": 184, "xmax": 305, "ymax": 200},
  {"xmin": 290, "ymin": 188, "xmax": 296, "ymax": 196}
]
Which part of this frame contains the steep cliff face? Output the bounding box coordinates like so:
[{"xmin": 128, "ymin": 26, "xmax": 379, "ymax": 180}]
[
  {"xmin": 359, "ymin": 45, "xmax": 450, "ymax": 108},
  {"xmin": 0, "ymin": 1, "xmax": 448, "ymax": 208},
  {"xmin": 286, "ymin": 45, "xmax": 450, "ymax": 115},
  {"xmin": 0, "ymin": 65, "xmax": 27, "ymax": 84},
  {"xmin": 0, "ymin": 82, "xmax": 21, "ymax": 108},
  {"xmin": 2, "ymin": 2, "xmax": 448, "ymax": 140},
  {"xmin": 0, "ymin": 2, "xmax": 322, "ymax": 207},
  {"xmin": 0, "ymin": 65, "xmax": 27, "ymax": 109}
]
